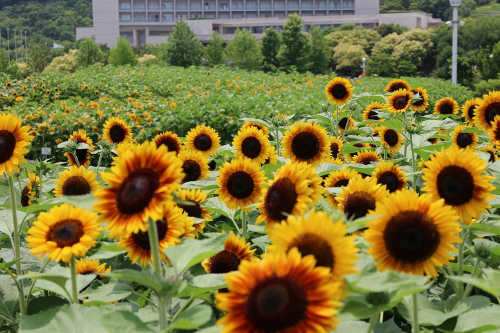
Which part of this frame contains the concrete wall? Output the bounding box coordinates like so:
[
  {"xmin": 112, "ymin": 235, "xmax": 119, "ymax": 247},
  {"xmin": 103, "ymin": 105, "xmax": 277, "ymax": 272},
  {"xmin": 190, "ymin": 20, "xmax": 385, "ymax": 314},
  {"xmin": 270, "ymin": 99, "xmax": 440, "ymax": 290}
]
[
  {"xmin": 379, "ymin": 12, "xmax": 434, "ymax": 30},
  {"xmin": 76, "ymin": 27, "xmax": 95, "ymax": 40},
  {"xmin": 355, "ymin": 0, "xmax": 379, "ymax": 15},
  {"xmin": 93, "ymin": 0, "xmax": 121, "ymax": 47}
]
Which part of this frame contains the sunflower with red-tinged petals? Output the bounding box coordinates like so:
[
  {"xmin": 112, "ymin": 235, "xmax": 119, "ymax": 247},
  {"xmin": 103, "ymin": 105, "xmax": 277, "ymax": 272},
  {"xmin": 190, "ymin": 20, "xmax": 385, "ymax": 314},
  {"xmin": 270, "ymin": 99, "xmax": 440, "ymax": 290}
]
[
  {"xmin": 202, "ymin": 231, "xmax": 255, "ymax": 274},
  {"xmin": 384, "ymin": 79, "xmax": 411, "ymax": 93},
  {"xmin": 0, "ymin": 113, "xmax": 34, "ymax": 176},
  {"xmin": 64, "ymin": 130, "xmax": 95, "ymax": 169},
  {"xmin": 434, "ymin": 97, "xmax": 459, "ymax": 115},
  {"xmin": 154, "ymin": 131, "xmax": 182, "ymax": 155}
]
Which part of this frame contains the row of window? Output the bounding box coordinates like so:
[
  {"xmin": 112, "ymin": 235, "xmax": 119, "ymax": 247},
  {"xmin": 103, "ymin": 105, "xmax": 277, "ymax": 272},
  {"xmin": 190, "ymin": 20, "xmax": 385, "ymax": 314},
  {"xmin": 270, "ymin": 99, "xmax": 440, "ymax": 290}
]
[
  {"xmin": 119, "ymin": 0, "xmax": 354, "ymax": 10},
  {"xmin": 119, "ymin": 10, "xmax": 352, "ymax": 22}
]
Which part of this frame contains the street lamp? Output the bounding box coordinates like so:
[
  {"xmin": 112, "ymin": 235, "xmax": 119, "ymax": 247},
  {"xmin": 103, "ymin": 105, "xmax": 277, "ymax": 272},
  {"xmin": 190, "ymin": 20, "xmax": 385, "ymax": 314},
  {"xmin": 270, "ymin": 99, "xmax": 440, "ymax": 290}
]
[
  {"xmin": 450, "ymin": 0, "xmax": 462, "ymax": 85},
  {"xmin": 361, "ymin": 57, "xmax": 366, "ymax": 77}
]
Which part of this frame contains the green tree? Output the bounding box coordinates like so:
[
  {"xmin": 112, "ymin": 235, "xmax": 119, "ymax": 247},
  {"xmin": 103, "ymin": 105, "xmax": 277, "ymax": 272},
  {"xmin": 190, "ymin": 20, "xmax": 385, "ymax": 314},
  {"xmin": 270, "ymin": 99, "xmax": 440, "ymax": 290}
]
[
  {"xmin": 108, "ymin": 37, "xmax": 137, "ymax": 66},
  {"xmin": 261, "ymin": 27, "xmax": 281, "ymax": 72},
  {"xmin": 417, "ymin": 0, "xmax": 476, "ymax": 20},
  {"xmin": 396, "ymin": 60, "xmax": 418, "ymax": 77},
  {"xmin": 204, "ymin": 31, "xmax": 227, "ymax": 67},
  {"xmin": 278, "ymin": 14, "xmax": 311, "ymax": 72},
  {"xmin": 165, "ymin": 20, "xmax": 203, "ymax": 67},
  {"xmin": 77, "ymin": 37, "xmax": 104, "ymax": 67},
  {"xmin": 226, "ymin": 29, "xmax": 262, "ymax": 71},
  {"xmin": 366, "ymin": 54, "xmax": 397, "ymax": 77},
  {"xmin": 332, "ymin": 43, "xmax": 368, "ymax": 76},
  {"xmin": 308, "ymin": 25, "xmax": 330, "ymax": 74},
  {"xmin": 326, "ymin": 28, "xmax": 381, "ymax": 54},
  {"xmin": 374, "ymin": 23, "xmax": 409, "ymax": 37}
]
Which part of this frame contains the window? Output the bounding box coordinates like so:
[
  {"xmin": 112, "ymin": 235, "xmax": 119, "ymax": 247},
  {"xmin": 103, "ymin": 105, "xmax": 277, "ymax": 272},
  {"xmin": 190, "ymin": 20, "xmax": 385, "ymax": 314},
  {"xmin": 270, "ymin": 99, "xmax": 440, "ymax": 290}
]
[
  {"xmin": 120, "ymin": 32, "xmax": 133, "ymax": 43},
  {"xmin": 120, "ymin": 13, "xmax": 132, "ymax": 22},
  {"xmin": 134, "ymin": 13, "xmax": 146, "ymax": 22},
  {"xmin": 133, "ymin": 1, "xmax": 146, "ymax": 10},
  {"xmin": 119, "ymin": 2, "xmax": 131, "ymax": 10},
  {"xmin": 227, "ymin": 27, "xmax": 237, "ymax": 34},
  {"xmin": 150, "ymin": 30, "xmax": 171, "ymax": 36},
  {"xmin": 343, "ymin": 0, "xmax": 354, "ymax": 9},
  {"xmin": 213, "ymin": 27, "xmax": 220, "ymax": 33},
  {"xmin": 219, "ymin": 2, "xmax": 229, "ymax": 9},
  {"xmin": 252, "ymin": 26, "xmax": 263, "ymax": 33},
  {"xmin": 329, "ymin": 1, "xmax": 340, "ymax": 9},
  {"xmin": 148, "ymin": 1, "xmax": 160, "ymax": 10},
  {"xmin": 148, "ymin": 14, "xmax": 160, "ymax": 22},
  {"xmin": 162, "ymin": 14, "xmax": 174, "ymax": 21},
  {"xmin": 176, "ymin": 2, "xmax": 188, "ymax": 10},
  {"xmin": 162, "ymin": 2, "xmax": 173, "ymax": 9}
]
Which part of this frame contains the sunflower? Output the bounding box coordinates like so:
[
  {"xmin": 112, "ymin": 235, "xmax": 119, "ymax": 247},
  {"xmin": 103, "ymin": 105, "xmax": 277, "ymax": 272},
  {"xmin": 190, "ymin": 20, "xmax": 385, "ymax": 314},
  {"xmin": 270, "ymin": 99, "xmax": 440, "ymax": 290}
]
[
  {"xmin": 176, "ymin": 188, "xmax": 212, "ymax": 237},
  {"xmin": 338, "ymin": 113, "xmax": 356, "ymax": 133},
  {"xmin": 178, "ymin": 150, "xmax": 210, "ymax": 184},
  {"xmin": 53, "ymin": 166, "xmax": 100, "ymax": 197},
  {"xmin": 216, "ymin": 158, "xmax": 266, "ymax": 212},
  {"xmin": 185, "ymin": 125, "xmax": 221, "ymax": 158},
  {"xmin": 385, "ymin": 89, "xmax": 413, "ymax": 114},
  {"xmin": 434, "ymin": 97, "xmax": 459, "ymax": 115},
  {"xmin": 26, "ymin": 203, "xmax": 101, "ymax": 263},
  {"xmin": 181, "ymin": 215, "xmax": 196, "ymax": 239},
  {"xmin": 324, "ymin": 168, "xmax": 362, "ymax": 208},
  {"xmin": 263, "ymin": 145, "xmax": 279, "ymax": 165},
  {"xmin": 118, "ymin": 201, "xmax": 185, "ymax": 266},
  {"xmin": 365, "ymin": 189, "xmax": 462, "ymax": 278},
  {"xmin": 154, "ymin": 131, "xmax": 182, "ymax": 155},
  {"xmin": 329, "ymin": 136, "xmax": 344, "ymax": 160},
  {"xmin": 103, "ymin": 117, "xmax": 133, "ymax": 145},
  {"xmin": 384, "ymin": 79, "xmax": 411, "ymax": 93},
  {"xmin": 241, "ymin": 121, "xmax": 270, "ymax": 137},
  {"xmin": 353, "ymin": 150, "xmax": 381, "ymax": 165},
  {"xmin": 281, "ymin": 121, "xmax": 330, "ymax": 166},
  {"xmin": 475, "ymin": 92, "xmax": 500, "ymax": 130},
  {"xmin": 75, "ymin": 258, "xmax": 111, "ymax": 279},
  {"xmin": 380, "ymin": 127, "xmax": 404, "ymax": 153},
  {"xmin": 451, "ymin": 125, "xmax": 479, "ymax": 150},
  {"xmin": 410, "ymin": 87, "xmax": 429, "ymax": 112},
  {"xmin": 480, "ymin": 144, "xmax": 499, "ymax": 163},
  {"xmin": 202, "ymin": 231, "xmax": 255, "ymax": 274},
  {"xmin": 336, "ymin": 177, "xmax": 388, "ymax": 220},
  {"xmin": 422, "ymin": 146, "xmax": 496, "ymax": 223},
  {"xmin": 216, "ymin": 248, "xmax": 341, "ymax": 333},
  {"xmin": 93, "ymin": 141, "xmax": 184, "ymax": 238},
  {"xmin": 297, "ymin": 162, "xmax": 325, "ymax": 204},
  {"xmin": 233, "ymin": 126, "xmax": 271, "ymax": 164},
  {"xmin": 21, "ymin": 173, "xmax": 40, "ymax": 207},
  {"xmin": 372, "ymin": 161, "xmax": 407, "ymax": 193},
  {"xmin": 0, "ymin": 113, "xmax": 33, "ymax": 176},
  {"xmin": 268, "ymin": 210, "xmax": 358, "ymax": 284},
  {"xmin": 64, "ymin": 130, "xmax": 95, "ymax": 169},
  {"xmin": 256, "ymin": 162, "xmax": 314, "ymax": 229},
  {"xmin": 325, "ymin": 77, "xmax": 353, "ymax": 106},
  {"xmin": 462, "ymin": 98, "xmax": 481, "ymax": 125},
  {"xmin": 363, "ymin": 102, "xmax": 385, "ymax": 122}
]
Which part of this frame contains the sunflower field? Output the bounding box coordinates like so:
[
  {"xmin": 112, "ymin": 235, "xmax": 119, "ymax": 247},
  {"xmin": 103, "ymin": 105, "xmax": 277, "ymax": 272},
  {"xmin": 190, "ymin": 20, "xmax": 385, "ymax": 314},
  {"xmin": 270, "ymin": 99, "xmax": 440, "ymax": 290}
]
[{"xmin": 1, "ymin": 69, "xmax": 500, "ymax": 333}]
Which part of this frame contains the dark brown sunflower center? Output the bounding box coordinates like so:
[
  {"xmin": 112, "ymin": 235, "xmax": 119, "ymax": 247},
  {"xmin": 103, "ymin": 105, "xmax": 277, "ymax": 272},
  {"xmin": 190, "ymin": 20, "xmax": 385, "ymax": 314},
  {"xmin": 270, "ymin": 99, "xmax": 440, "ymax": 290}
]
[
  {"xmin": 384, "ymin": 210, "xmax": 440, "ymax": 264},
  {"xmin": 208, "ymin": 160, "xmax": 217, "ymax": 171},
  {"xmin": 47, "ymin": 219, "xmax": 84, "ymax": 247},
  {"xmin": 208, "ymin": 250, "xmax": 240, "ymax": 274},
  {"xmin": 241, "ymin": 136, "xmax": 262, "ymax": 159},
  {"xmin": 157, "ymin": 137, "xmax": 179, "ymax": 154},
  {"xmin": 334, "ymin": 178, "xmax": 350, "ymax": 187},
  {"xmin": 330, "ymin": 143, "xmax": 340, "ymax": 158},
  {"xmin": 79, "ymin": 270, "xmax": 96, "ymax": 275},
  {"xmin": 456, "ymin": 133, "xmax": 473, "ymax": 148},
  {"xmin": 116, "ymin": 168, "xmax": 160, "ymax": 215},
  {"xmin": 182, "ymin": 159, "xmax": 202, "ymax": 183},
  {"xmin": 330, "ymin": 83, "xmax": 347, "ymax": 100},
  {"xmin": 62, "ymin": 176, "xmax": 91, "ymax": 196},
  {"xmin": 357, "ymin": 153, "xmax": 378, "ymax": 165},
  {"xmin": 439, "ymin": 102, "xmax": 454, "ymax": 115},
  {"xmin": 227, "ymin": 171, "xmax": 254, "ymax": 199},
  {"xmin": 468, "ymin": 105, "xmax": 476, "ymax": 120},
  {"xmin": 436, "ymin": 165, "xmax": 474, "ymax": 206},
  {"xmin": 287, "ymin": 233, "xmax": 334, "ymax": 268},
  {"xmin": 131, "ymin": 220, "xmax": 168, "ymax": 250},
  {"xmin": 390, "ymin": 84, "xmax": 406, "ymax": 92},
  {"xmin": 265, "ymin": 178, "xmax": 297, "ymax": 222},
  {"xmin": 378, "ymin": 171, "xmax": 399, "ymax": 193},
  {"xmin": 368, "ymin": 109, "xmax": 380, "ymax": 120},
  {"xmin": 383, "ymin": 129, "xmax": 399, "ymax": 147},
  {"xmin": 109, "ymin": 125, "xmax": 126, "ymax": 143},
  {"xmin": 487, "ymin": 151, "xmax": 496, "ymax": 163},
  {"xmin": 245, "ymin": 275, "xmax": 308, "ymax": 332},
  {"xmin": 75, "ymin": 147, "xmax": 89, "ymax": 165},
  {"xmin": 193, "ymin": 133, "xmax": 212, "ymax": 151},
  {"xmin": 343, "ymin": 191, "xmax": 376, "ymax": 220},
  {"xmin": 339, "ymin": 117, "xmax": 349, "ymax": 130},
  {"xmin": 394, "ymin": 97, "xmax": 408, "ymax": 110},
  {"xmin": 291, "ymin": 131, "xmax": 320, "ymax": 160},
  {"xmin": 21, "ymin": 186, "xmax": 31, "ymax": 207},
  {"xmin": 0, "ymin": 130, "xmax": 16, "ymax": 164},
  {"xmin": 485, "ymin": 102, "xmax": 500, "ymax": 124},
  {"xmin": 177, "ymin": 200, "xmax": 203, "ymax": 218}
]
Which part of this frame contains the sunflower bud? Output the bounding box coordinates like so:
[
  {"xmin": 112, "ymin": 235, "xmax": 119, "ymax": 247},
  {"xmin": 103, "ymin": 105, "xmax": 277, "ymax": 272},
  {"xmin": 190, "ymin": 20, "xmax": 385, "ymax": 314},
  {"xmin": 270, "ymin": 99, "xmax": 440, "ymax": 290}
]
[
  {"xmin": 365, "ymin": 291, "xmax": 390, "ymax": 306},
  {"xmin": 474, "ymin": 242, "xmax": 490, "ymax": 260}
]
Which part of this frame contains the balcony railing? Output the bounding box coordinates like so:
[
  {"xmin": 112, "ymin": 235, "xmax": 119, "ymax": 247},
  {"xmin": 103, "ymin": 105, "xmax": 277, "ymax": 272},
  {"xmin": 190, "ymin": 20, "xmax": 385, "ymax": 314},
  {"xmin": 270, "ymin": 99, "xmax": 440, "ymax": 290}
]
[
  {"xmin": 218, "ymin": 5, "xmax": 230, "ymax": 10},
  {"xmin": 342, "ymin": 2, "xmax": 354, "ymax": 9},
  {"xmin": 119, "ymin": 3, "xmax": 131, "ymax": 10},
  {"xmin": 301, "ymin": 4, "xmax": 313, "ymax": 9},
  {"xmin": 176, "ymin": 4, "xmax": 188, "ymax": 10},
  {"xmin": 274, "ymin": 4, "xmax": 285, "ymax": 9},
  {"xmin": 329, "ymin": 3, "xmax": 340, "ymax": 9},
  {"xmin": 287, "ymin": 3, "xmax": 299, "ymax": 9},
  {"xmin": 133, "ymin": 4, "xmax": 146, "ymax": 10},
  {"xmin": 232, "ymin": 3, "xmax": 244, "ymax": 9},
  {"xmin": 148, "ymin": 15, "xmax": 160, "ymax": 21},
  {"xmin": 260, "ymin": 4, "xmax": 272, "ymax": 10},
  {"xmin": 246, "ymin": 4, "xmax": 258, "ymax": 9},
  {"xmin": 316, "ymin": 3, "xmax": 327, "ymax": 9},
  {"xmin": 162, "ymin": 3, "xmax": 173, "ymax": 9},
  {"xmin": 148, "ymin": 5, "xmax": 160, "ymax": 10},
  {"xmin": 120, "ymin": 15, "xmax": 132, "ymax": 21},
  {"xmin": 204, "ymin": 5, "xmax": 217, "ymax": 10},
  {"xmin": 190, "ymin": 4, "xmax": 202, "ymax": 10},
  {"xmin": 162, "ymin": 15, "xmax": 174, "ymax": 21},
  {"xmin": 134, "ymin": 16, "xmax": 147, "ymax": 22}
]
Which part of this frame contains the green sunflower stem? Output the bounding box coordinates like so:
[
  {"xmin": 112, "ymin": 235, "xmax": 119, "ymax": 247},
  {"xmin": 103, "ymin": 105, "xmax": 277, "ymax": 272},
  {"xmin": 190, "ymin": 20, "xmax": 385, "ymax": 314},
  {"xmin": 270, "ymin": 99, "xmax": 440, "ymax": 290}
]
[
  {"xmin": 37, "ymin": 170, "xmax": 43, "ymax": 199},
  {"xmin": 241, "ymin": 210, "xmax": 247, "ymax": 235},
  {"xmin": 96, "ymin": 151, "xmax": 103, "ymax": 174},
  {"xmin": 158, "ymin": 296, "xmax": 167, "ymax": 330},
  {"xmin": 464, "ymin": 258, "xmax": 481, "ymax": 298},
  {"xmin": 70, "ymin": 255, "xmax": 78, "ymax": 304},
  {"xmin": 71, "ymin": 152, "xmax": 81, "ymax": 168},
  {"xmin": 366, "ymin": 313, "xmax": 378, "ymax": 333},
  {"xmin": 8, "ymin": 176, "xmax": 26, "ymax": 315},
  {"xmin": 412, "ymin": 293, "xmax": 419, "ymax": 333},
  {"xmin": 147, "ymin": 218, "xmax": 162, "ymax": 277}
]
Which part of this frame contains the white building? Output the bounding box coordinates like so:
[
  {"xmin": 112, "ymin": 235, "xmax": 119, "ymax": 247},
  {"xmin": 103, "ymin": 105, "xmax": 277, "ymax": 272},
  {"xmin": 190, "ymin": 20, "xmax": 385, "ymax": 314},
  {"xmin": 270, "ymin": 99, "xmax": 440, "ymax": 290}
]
[{"xmin": 76, "ymin": 0, "xmax": 442, "ymax": 47}]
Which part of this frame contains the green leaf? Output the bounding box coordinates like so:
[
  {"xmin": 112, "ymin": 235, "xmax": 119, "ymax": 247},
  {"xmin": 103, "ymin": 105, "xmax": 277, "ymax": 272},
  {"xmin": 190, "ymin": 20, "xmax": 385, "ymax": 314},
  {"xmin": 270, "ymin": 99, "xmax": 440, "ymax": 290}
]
[
  {"xmin": 164, "ymin": 235, "xmax": 227, "ymax": 275},
  {"xmin": 0, "ymin": 275, "xmax": 19, "ymax": 319},
  {"xmin": 448, "ymin": 268, "xmax": 500, "ymax": 298},
  {"xmin": 202, "ymin": 197, "xmax": 235, "ymax": 221},
  {"xmin": 454, "ymin": 305, "xmax": 500, "ymax": 333},
  {"xmin": 165, "ymin": 304, "xmax": 213, "ymax": 332},
  {"xmin": 412, "ymin": 141, "xmax": 453, "ymax": 160},
  {"xmin": 89, "ymin": 242, "xmax": 127, "ymax": 260},
  {"xmin": 374, "ymin": 318, "xmax": 402, "ymax": 333},
  {"xmin": 315, "ymin": 163, "xmax": 344, "ymax": 177},
  {"xmin": 0, "ymin": 258, "xmax": 22, "ymax": 270},
  {"xmin": 181, "ymin": 179, "xmax": 218, "ymax": 190},
  {"xmin": 58, "ymin": 194, "xmax": 97, "ymax": 212},
  {"xmin": 26, "ymin": 296, "xmax": 69, "ymax": 315},
  {"xmin": 0, "ymin": 209, "xmax": 26, "ymax": 235},
  {"xmin": 378, "ymin": 119, "xmax": 403, "ymax": 132},
  {"xmin": 190, "ymin": 274, "xmax": 226, "ymax": 291},
  {"xmin": 101, "ymin": 269, "xmax": 163, "ymax": 293},
  {"xmin": 19, "ymin": 304, "xmax": 153, "ymax": 332},
  {"xmin": 196, "ymin": 326, "xmax": 222, "ymax": 333},
  {"xmin": 332, "ymin": 321, "xmax": 370, "ymax": 333},
  {"xmin": 79, "ymin": 280, "xmax": 132, "ymax": 303},
  {"xmin": 241, "ymin": 117, "xmax": 271, "ymax": 129},
  {"xmin": 464, "ymin": 222, "xmax": 500, "ymax": 236}
]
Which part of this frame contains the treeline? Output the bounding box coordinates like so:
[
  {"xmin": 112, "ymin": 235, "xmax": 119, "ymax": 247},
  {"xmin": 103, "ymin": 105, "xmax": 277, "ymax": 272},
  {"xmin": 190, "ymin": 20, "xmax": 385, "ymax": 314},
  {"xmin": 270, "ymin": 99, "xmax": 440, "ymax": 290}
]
[{"xmin": 380, "ymin": 0, "xmax": 494, "ymax": 20}]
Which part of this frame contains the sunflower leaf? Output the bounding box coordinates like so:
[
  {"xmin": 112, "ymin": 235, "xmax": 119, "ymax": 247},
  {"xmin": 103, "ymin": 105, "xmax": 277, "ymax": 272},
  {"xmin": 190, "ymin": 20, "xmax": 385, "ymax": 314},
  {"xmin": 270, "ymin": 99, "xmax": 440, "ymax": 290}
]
[
  {"xmin": 100, "ymin": 269, "xmax": 163, "ymax": 293},
  {"xmin": 164, "ymin": 304, "xmax": 213, "ymax": 332},
  {"xmin": 59, "ymin": 194, "xmax": 97, "ymax": 212}
]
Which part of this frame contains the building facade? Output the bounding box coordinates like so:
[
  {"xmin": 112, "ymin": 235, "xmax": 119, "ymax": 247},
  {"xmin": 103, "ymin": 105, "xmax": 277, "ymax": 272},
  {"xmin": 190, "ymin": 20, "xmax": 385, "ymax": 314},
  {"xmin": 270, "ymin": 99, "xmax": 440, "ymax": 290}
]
[{"xmin": 77, "ymin": 0, "xmax": 441, "ymax": 47}]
